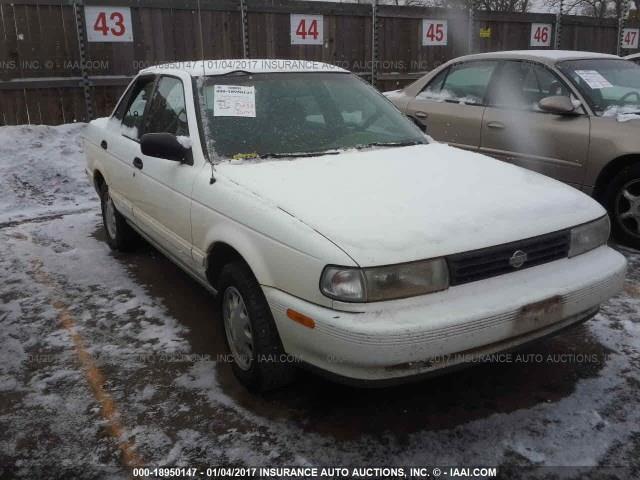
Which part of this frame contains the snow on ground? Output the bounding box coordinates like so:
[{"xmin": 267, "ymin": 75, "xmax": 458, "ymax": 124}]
[{"xmin": 0, "ymin": 124, "xmax": 639, "ymax": 478}]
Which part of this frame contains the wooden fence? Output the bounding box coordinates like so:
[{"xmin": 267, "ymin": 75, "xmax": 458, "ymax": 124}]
[{"xmin": 0, "ymin": 0, "xmax": 637, "ymax": 126}]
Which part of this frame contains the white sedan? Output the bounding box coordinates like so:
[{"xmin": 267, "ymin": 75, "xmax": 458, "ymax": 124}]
[{"xmin": 84, "ymin": 59, "xmax": 626, "ymax": 391}]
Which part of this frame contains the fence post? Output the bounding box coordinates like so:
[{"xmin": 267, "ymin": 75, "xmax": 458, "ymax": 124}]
[
  {"xmin": 617, "ymin": 0, "xmax": 631, "ymax": 56},
  {"xmin": 240, "ymin": 0, "xmax": 249, "ymax": 59},
  {"xmin": 73, "ymin": 0, "xmax": 93, "ymax": 121},
  {"xmin": 467, "ymin": 5, "xmax": 475, "ymax": 54},
  {"xmin": 371, "ymin": 0, "xmax": 377, "ymax": 88},
  {"xmin": 554, "ymin": 0, "xmax": 563, "ymax": 49}
]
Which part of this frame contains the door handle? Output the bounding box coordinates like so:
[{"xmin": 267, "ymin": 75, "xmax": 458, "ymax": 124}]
[
  {"xmin": 487, "ymin": 121, "xmax": 505, "ymax": 130},
  {"xmin": 100, "ymin": 140, "xmax": 108, "ymax": 150},
  {"xmin": 133, "ymin": 157, "xmax": 143, "ymax": 170},
  {"xmin": 414, "ymin": 111, "xmax": 428, "ymax": 119}
]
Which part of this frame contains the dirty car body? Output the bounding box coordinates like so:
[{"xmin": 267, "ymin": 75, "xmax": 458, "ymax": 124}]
[
  {"xmin": 386, "ymin": 50, "xmax": 640, "ymax": 251},
  {"xmin": 84, "ymin": 60, "xmax": 626, "ymax": 389}
]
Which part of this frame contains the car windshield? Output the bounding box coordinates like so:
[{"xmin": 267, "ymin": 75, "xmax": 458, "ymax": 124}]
[
  {"xmin": 196, "ymin": 72, "xmax": 426, "ymax": 160},
  {"xmin": 558, "ymin": 59, "xmax": 640, "ymax": 116}
]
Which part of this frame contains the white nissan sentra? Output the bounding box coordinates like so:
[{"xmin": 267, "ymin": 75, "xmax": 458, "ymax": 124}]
[{"xmin": 84, "ymin": 59, "xmax": 627, "ymax": 391}]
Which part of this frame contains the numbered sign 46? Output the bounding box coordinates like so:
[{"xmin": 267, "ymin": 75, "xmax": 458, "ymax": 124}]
[
  {"xmin": 422, "ymin": 20, "xmax": 447, "ymax": 46},
  {"xmin": 622, "ymin": 28, "xmax": 640, "ymax": 50},
  {"xmin": 530, "ymin": 23, "xmax": 552, "ymax": 47},
  {"xmin": 291, "ymin": 14, "xmax": 323, "ymax": 45},
  {"xmin": 85, "ymin": 6, "xmax": 133, "ymax": 42}
]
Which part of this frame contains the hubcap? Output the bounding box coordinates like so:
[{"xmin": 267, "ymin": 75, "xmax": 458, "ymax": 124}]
[
  {"xmin": 222, "ymin": 286, "xmax": 254, "ymax": 371},
  {"xmin": 105, "ymin": 194, "xmax": 118, "ymax": 239},
  {"xmin": 616, "ymin": 180, "xmax": 640, "ymax": 238}
]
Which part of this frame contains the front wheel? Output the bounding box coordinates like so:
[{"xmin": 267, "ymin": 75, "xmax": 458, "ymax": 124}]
[
  {"xmin": 603, "ymin": 163, "xmax": 640, "ymax": 250},
  {"xmin": 218, "ymin": 261, "xmax": 296, "ymax": 392}
]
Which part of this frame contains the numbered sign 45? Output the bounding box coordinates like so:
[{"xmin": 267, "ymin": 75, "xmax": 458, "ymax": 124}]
[
  {"xmin": 422, "ymin": 20, "xmax": 447, "ymax": 46},
  {"xmin": 291, "ymin": 14, "xmax": 323, "ymax": 45},
  {"xmin": 85, "ymin": 6, "xmax": 133, "ymax": 42},
  {"xmin": 530, "ymin": 23, "xmax": 552, "ymax": 47},
  {"xmin": 622, "ymin": 28, "xmax": 640, "ymax": 50}
]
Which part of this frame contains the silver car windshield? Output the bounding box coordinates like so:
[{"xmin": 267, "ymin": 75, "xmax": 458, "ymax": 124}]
[
  {"xmin": 558, "ymin": 59, "xmax": 640, "ymax": 116},
  {"xmin": 196, "ymin": 72, "xmax": 426, "ymax": 160}
]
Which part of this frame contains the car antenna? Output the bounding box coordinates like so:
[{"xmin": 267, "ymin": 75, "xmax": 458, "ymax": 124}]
[{"xmin": 197, "ymin": 0, "xmax": 217, "ymax": 185}]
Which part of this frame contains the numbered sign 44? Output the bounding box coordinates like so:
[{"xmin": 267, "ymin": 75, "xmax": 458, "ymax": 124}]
[
  {"xmin": 622, "ymin": 28, "xmax": 640, "ymax": 50},
  {"xmin": 85, "ymin": 6, "xmax": 133, "ymax": 42},
  {"xmin": 422, "ymin": 20, "xmax": 447, "ymax": 46},
  {"xmin": 530, "ymin": 23, "xmax": 552, "ymax": 47},
  {"xmin": 291, "ymin": 14, "xmax": 323, "ymax": 45}
]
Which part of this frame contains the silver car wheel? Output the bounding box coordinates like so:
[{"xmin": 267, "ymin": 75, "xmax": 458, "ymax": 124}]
[
  {"xmin": 616, "ymin": 180, "xmax": 640, "ymax": 238},
  {"xmin": 223, "ymin": 286, "xmax": 254, "ymax": 371},
  {"xmin": 105, "ymin": 194, "xmax": 118, "ymax": 240}
]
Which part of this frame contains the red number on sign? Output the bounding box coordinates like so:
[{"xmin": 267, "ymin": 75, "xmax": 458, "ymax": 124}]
[
  {"xmin": 426, "ymin": 23, "xmax": 444, "ymax": 42},
  {"xmin": 624, "ymin": 31, "xmax": 637, "ymax": 46},
  {"xmin": 110, "ymin": 12, "xmax": 126, "ymax": 36},
  {"xmin": 93, "ymin": 12, "xmax": 109, "ymax": 36},
  {"xmin": 534, "ymin": 26, "xmax": 549, "ymax": 43},
  {"xmin": 296, "ymin": 19, "xmax": 319, "ymax": 40}
]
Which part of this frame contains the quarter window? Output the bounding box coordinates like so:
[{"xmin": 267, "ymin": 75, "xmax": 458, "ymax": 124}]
[
  {"xmin": 145, "ymin": 76, "xmax": 189, "ymax": 137},
  {"xmin": 418, "ymin": 61, "xmax": 498, "ymax": 105}
]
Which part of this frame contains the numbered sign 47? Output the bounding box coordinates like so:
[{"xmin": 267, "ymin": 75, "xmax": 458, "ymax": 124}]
[
  {"xmin": 530, "ymin": 23, "xmax": 552, "ymax": 47},
  {"xmin": 291, "ymin": 14, "xmax": 323, "ymax": 45},
  {"xmin": 422, "ymin": 20, "xmax": 447, "ymax": 46},
  {"xmin": 622, "ymin": 28, "xmax": 640, "ymax": 50},
  {"xmin": 85, "ymin": 6, "xmax": 133, "ymax": 42}
]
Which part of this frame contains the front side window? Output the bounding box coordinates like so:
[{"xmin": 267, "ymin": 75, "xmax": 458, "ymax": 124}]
[
  {"xmin": 145, "ymin": 76, "xmax": 189, "ymax": 136},
  {"xmin": 196, "ymin": 72, "xmax": 427, "ymax": 160},
  {"xmin": 489, "ymin": 61, "xmax": 573, "ymax": 111},
  {"xmin": 418, "ymin": 61, "xmax": 498, "ymax": 105},
  {"xmin": 121, "ymin": 77, "xmax": 155, "ymax": 140},
  {"xmin": 558, "ymin": 58, "xmax": 640, "ymax": 116}
]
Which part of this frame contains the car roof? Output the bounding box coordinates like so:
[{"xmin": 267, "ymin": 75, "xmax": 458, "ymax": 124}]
[
  {"xmin": 625, "ymin": 53, "xmax": 640, "ymax": 60},
  {"xmin": 449, "ymin": 50, "xmax": 621, "ymax": 65},
  {"xmin": 139, "ymin": 59, "xmax": 347, "ymax": 76}
]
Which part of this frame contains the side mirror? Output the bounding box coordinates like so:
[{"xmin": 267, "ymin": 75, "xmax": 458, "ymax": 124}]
[
  {"xmin": 538, "ymin": 96, "xmax": 577, "ymax": 115},
  {"xmin": 140, "ymin": 133, "xmax": 188, "ymax": 162}
]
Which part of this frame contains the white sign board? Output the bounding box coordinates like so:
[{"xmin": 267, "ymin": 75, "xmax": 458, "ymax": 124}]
[
  {"xmin": 422, "ymin": 19, "xmax": 447, "ymax": 46},
  {"xmin": 622, "ymin": 28, "xmax": 640, "ymax": 50},
  {"xmin": 213, "ymin": 85, "xmax": 256, "ymax": 118},
  {"xmin": 290, "ymin": 14, "xmax": 323, "ymax": 45},
  {"xmin": 85, "ymin": 6, "xmax": 133, "ymax": 42},
  {"xmin": 530, "ymin": 23, "xmax": 552, "ymax": 47},
  {"xmin": 575, "ymin": 70, "xmax": 613, "ymax": 89}
]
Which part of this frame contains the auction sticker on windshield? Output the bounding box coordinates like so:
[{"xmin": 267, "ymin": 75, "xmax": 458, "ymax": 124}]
[
  {"xmin": 575, "ymin": 70, "xmax": 613, "ymax": 89},
  {"xmin": 213, "ymin": 85, "xmax": 256, "ymax": 117}
]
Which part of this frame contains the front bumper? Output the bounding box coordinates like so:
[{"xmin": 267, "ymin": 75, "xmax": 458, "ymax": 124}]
[{"xmin": 264, "ymin": 245, "xmax": 626, "ymax": 382}]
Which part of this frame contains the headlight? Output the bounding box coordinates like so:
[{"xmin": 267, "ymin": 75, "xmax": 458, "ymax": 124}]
[
  {"xmin": 569, "ymin": 216, "xmax": 610, "ymax": 258},
  {"xmin": 320, "ymin": 259, "xmax": 449, "ymax": 303}
]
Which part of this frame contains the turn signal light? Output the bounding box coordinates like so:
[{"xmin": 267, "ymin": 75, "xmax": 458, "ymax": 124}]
[{"xmin": 286, "ymin": 309, "xmax": 315, "ymax": 329}]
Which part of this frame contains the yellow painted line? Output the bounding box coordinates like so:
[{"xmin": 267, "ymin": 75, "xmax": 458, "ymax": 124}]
[{"xmin": 31, "ymin": 258, "xmax": 143, "ymax": 469}]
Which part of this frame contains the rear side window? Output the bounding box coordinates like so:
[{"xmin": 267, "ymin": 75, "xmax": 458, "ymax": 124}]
[
  {"xmin": 145, "ymin": 76, "xmax": 189, "ymax": 137},
  {"xmin": 121, "ymin": 77, "xmax": 155, "ymax": 140},
  {"xmin": 419, "ymin": 61, "xmax": 497, "ymax": 105}
]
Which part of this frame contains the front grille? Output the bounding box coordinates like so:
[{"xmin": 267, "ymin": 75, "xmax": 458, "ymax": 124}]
[{"xmin": 447, "ymin": 229, "xmax": 571, "ymax": 286}]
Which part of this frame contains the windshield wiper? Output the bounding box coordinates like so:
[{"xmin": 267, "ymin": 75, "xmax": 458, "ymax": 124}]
[
  {"xmin": 257, "ymin": 150, "xmax": 341, "ymax": 159},
  {"xmin": 354, "ymin": 140, "xmax": 423, "ymax": 149}
]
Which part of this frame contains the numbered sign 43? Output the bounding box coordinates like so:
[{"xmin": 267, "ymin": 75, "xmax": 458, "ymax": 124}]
[
  {"xmin": 622, "ymin": 28, "xmax": 640, "ymax": 50},
  {"xmin": 291, "ymin": 14, "xmax": 323, "ymax": 45},
  {"xmin": 85, "ymin": 6, "xmax": 133, "ymax": 42},
  {"xmin": 530, "ymin": 23, "xmax": 552, "ymax": 47},
  {"xmin": 422, "ymin": 20, "xmax": 447, "ymax": 46}
]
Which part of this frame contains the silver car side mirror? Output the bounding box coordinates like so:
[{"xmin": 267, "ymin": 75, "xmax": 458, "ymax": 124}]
[{"xmin": 538, "ymin": 96, "xmax": 577, "ymax": 115}]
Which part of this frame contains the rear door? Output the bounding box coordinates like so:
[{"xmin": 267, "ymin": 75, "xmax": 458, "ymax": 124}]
[
  {"xmin": 405, "ymin": 60, "xmax": 499, "ymax": 151},
  {"xmin": 480, "ymin": 60, "xmax": 590, "ymax": 187}
]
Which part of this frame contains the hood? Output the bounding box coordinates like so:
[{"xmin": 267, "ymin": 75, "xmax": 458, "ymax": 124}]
[{"xmin": 217, "ymin": 144, "xmax": 605, "ymax": 266}]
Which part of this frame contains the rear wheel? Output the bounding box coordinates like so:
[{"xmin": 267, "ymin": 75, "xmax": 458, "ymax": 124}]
[
  {"xmin": 603, "ymin": 163, "xmax": 640, "ymax": 250},
  {"xmin": 218, "ymin": 261, "xmax": 296, "ymax": 392},
  {"xmin": 100, "ymin": 183, "xmax": 137, "ymax": 251}
]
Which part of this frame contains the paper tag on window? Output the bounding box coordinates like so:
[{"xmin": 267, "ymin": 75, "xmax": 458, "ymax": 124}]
[
  {"xmin": 213, "ymin": 85, "xmax": 256, "ymax": 117},
  {"xmin": 575, "ymin": 70, "xmax": 612, "ymax": 89}
]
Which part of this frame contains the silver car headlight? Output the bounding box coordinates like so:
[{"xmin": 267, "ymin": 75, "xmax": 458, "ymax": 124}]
[
  {"xmin": 569, "ymin": 216, "xmax": 610, "ymax": 258},
  {"xmin": 320, "ymin": 259, "xmax": 449, "ymax": 303}
]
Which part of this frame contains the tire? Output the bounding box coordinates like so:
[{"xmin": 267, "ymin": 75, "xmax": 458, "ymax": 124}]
[
  {"xmin": 217, "ymin": 261, "xmax": 297, "ymax": 392},
  {"xmin": 603, "ymin": 162, "xmax": 640, "ymax": 250},
  {"xmin": 100, "ymin": 183, "xmax": 137, "ymax": 251}
]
